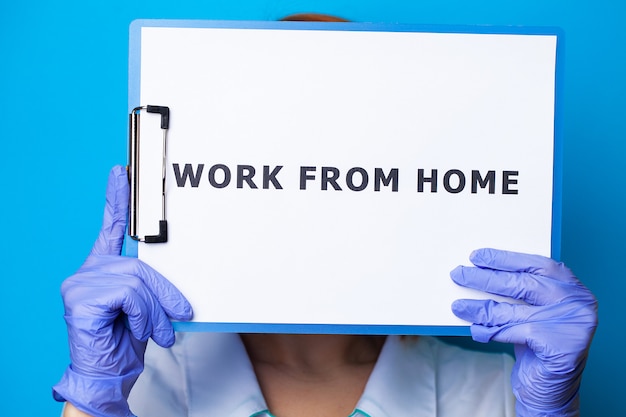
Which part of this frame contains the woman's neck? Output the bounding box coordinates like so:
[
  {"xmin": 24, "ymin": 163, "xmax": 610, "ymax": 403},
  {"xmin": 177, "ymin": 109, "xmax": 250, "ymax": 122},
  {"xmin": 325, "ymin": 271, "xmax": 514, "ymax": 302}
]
[
  {"xmin": 239, "ymin": 334, "xmax": 386, "ymax": 417},
  {"xmin": 241, "ymin": 334, "xmax": 386, "ymax": 374}
]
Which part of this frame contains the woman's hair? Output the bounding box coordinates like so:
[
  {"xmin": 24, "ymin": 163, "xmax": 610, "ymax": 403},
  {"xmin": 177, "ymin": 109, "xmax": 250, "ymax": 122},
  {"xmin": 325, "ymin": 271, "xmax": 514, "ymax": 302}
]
[{"xmin": 280, "ymin": 13, "xmax": 349, "ymax": 22}]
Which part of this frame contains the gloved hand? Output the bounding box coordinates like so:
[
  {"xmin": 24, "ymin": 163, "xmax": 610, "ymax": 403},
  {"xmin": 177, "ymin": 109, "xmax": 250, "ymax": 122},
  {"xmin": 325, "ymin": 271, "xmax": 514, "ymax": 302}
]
[
  {"xmin": 450, "ymin": 248, "xmax": 598, "ymax": 417},
  {"xmin": 53, "ymin": 165, "xmax": 193, "ymax": 417}
]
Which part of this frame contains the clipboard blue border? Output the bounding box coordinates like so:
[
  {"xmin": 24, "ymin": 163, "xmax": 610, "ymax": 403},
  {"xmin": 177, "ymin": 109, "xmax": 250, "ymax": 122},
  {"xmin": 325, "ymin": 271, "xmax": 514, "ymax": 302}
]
[{"xmin": 127, "ymin": 19, "xmax": 564, "ymax": 336}]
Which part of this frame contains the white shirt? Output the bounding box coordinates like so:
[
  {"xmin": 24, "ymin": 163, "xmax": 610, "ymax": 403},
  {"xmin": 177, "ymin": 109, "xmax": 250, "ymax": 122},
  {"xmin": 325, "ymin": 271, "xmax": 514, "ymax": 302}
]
[{"xmin": 129, "ymin": 333, "xmax": 515, "ymax": 417}]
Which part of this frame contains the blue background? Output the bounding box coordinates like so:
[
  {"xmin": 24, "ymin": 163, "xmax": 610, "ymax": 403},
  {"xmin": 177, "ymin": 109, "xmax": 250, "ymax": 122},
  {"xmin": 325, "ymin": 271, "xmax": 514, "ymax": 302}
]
[{"xmin": 1, "ymin": 1, "xmax": 624, "ymax": 415}]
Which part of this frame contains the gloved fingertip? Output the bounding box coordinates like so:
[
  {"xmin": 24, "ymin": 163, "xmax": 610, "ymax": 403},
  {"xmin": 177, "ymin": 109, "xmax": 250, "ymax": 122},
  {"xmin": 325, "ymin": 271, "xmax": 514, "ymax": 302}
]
[
  {"xmin": 469, "ymin": 247, "xmax": 491, "ymax": 266},
  {"xmin": 470, "ymin": 324, "xmax": 495, "ymax": 343},
  {"xmin": 158, "ymin": 337, "xmax": 176, "ymax": 349},
  {"xmin": 184, "ymin": 302, "xmax": 194, "ymax": 319},
  {"xmin": 449, "ymin": 265, "xmax": 467, "ymax": 285},
  {"xmin": 451, "ymin": 299, "xmax": 466, "ymax": 314},
  {"xmin": 111, "ymin": 164, "xmax": 128, "ymax": 179},
  {"xmin": 180, "ymin": 305, "xmax": 194, "ymax": 321},
  {"xmin": 165, "ymin": 298, "xmax": 193, "ymax": 321},
  {"xmin": 171, "ymin": 311, "xmax": 193, "ymax": 322},
  {"xmin": 451, "ymin": 299, "xmax": 474, "ymax": 322},
  {"xmin": 152, "ymin": 328, "xmax": 176, "ymax": 348}
]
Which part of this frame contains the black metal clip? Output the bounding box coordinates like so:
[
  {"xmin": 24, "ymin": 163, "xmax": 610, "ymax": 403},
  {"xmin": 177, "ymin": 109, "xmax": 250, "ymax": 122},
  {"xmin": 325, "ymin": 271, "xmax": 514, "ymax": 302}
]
[{"xmin": 128, "ymin": 105, "xmax": 170, "ymax": 243}]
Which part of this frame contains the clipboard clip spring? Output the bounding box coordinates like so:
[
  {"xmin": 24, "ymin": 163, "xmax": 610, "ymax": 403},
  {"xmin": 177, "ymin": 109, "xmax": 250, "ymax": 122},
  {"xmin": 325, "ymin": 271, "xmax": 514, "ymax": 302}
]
[{"xmin": 128, "ymin": 105, "xmax": 169, "ymax": 243}]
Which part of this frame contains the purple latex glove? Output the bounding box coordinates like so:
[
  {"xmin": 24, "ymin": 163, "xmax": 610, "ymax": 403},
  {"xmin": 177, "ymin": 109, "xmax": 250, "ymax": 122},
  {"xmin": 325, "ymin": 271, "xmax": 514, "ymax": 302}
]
[
  {"xmin": 53, "ymin": 166, "xmax": 193, "ymax": 417},
  {"xmin": 450, "ymin": 248, "xmax": 597, "ymax": 417}
]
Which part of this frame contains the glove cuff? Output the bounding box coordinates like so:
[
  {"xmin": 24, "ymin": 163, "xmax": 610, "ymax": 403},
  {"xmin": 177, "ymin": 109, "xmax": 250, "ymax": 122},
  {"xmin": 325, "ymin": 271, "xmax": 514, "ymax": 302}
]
[
  {"xmin": 515, "ymin": 392, "xmax": 580, "ymax": 417},
  {"xmin": 53, "ymin": 365, "xmax": 140, "ymax": 417}
]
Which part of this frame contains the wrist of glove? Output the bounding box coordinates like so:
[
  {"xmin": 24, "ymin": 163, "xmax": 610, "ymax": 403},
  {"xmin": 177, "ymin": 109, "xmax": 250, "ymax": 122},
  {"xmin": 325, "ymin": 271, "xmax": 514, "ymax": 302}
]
[
  {"xmin": 511, "ymin": 342, "xmax": 584, "ymax": 417},
  {"xmin": 53, "ymin": 365, "xmax": 140, "ymax": 417},
  {"xmin": 515, "ymin": 390, "xmax": 580, "ymax": 417},
  {"xmin": 53, "ymin": 312, "xmax": 148, "ymax": 417}
]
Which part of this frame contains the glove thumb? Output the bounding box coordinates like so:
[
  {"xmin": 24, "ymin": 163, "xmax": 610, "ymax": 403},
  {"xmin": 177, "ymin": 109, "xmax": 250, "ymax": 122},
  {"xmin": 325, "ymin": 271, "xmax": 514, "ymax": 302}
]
[{"xmin": 91, "ymin": 166, "xmax": 130, "ymax": 256}]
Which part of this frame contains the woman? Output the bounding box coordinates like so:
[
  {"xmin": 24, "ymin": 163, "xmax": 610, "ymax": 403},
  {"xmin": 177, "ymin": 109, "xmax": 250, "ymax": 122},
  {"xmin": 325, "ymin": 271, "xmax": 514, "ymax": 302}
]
[
  {"xmin": 55, "ymin": 164, "xmax": 596, "ymax": 417},
  {"xmin": 54, "ymin": 13, "xmax": 597, "ymax": 417}
]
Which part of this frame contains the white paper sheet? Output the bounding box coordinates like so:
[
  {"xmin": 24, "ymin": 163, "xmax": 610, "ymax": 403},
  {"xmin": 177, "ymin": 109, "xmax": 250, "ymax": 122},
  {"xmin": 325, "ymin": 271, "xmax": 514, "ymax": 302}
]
[{"xmin": 131, "ymin": 23, "xmax": 558, "ymax": 332}]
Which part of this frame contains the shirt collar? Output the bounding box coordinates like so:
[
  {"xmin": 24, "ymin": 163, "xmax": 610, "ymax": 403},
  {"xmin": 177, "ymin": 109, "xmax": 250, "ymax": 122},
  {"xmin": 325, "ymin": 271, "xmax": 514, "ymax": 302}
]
[
  {"xmin": 182, "ymin": 334, "xmax": 438, "ymax": 417},
  {"xmin": 354, "ymin": 336, "xmax": 437, "ymax": 417},
  {"xmin": 182, "ymin": 332, "xmax": 269, "ymax": 417}
]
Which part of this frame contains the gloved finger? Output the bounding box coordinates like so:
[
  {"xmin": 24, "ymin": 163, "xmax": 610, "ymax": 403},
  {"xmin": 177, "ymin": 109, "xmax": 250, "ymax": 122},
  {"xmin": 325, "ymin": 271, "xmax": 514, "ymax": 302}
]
[
  {"xmin": 450, "ymin": 265, "xmax": 577, "ymax": 305},
  {"xmin": 116, "ymin": 278, "xmax": 178, "ymax": 347},
  {"xmin": 468, "ymin": 323, "xmax": 504, "ymax": 344},
  {"xmin": 91, "ymin": 165, "xmax": 130, "ymax": 257},
  {"xmin": 470, "ymin": 320, "xmax": 591, "ymax": 364},
  {"xmin": 452, "ymin": 298, "xmax": 597, "ymax": 352},
  {"xmin": 63, "ymin": 313, "xmax": 147, "ymax": 374},
  {"xmin": 79, "ymin": 256, "xmax": 193, "ymax": 321},
  {"xmin": 450, "ymin": 260, "xmax": 593, "ymax": 305},
  {"xmin": 470, "ymin": 248, "xmax": 575, "ymax": 283},
  {"xmin": 64, "ymin": 274, "xmax": 183, "ymax": 347},
  {"xmin": 451, "ymin": 298, "xmax": 535, "ymax": 327},
  {"xmin": 452, "ymin": 299, "xmax": 529, "ymax": 344}
]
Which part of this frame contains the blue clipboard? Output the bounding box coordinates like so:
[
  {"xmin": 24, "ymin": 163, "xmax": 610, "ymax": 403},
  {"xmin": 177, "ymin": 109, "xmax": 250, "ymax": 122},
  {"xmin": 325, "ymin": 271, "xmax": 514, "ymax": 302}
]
[{"xmin": 127, "ymin": 19, "xmax": 563, "ymax": 335}]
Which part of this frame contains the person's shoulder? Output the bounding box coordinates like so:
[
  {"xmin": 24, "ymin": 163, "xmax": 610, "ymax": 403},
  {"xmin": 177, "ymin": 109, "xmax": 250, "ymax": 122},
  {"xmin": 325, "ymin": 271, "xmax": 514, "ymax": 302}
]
[
  {"xmin": 129, "ymin": 333, "xmax": 263, "ymax": 416},
  {"xmin": 431, "ymin": 336, "xmax": 515, "ymax": 415},
  {"xmin": 382, "ymin": 335, "xmax": 514, "ymax": 387},
  {"xmin": 426, "ymin": 336, "xmax": 513, "ymax": 365},
  {"xmin": 415, "ymin": 336, "xmax": 514, "ymax": 379},
  {"xmin": 128, "ymin": 334, "xmax": 194, "ymax": 416},
  {"xmin": 399, "ymin": 336, "xmax": 516, "ymax": 416},
  {"xmin": 129, "ymin": 333, "xmax": 237, "ymax": 415}
]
